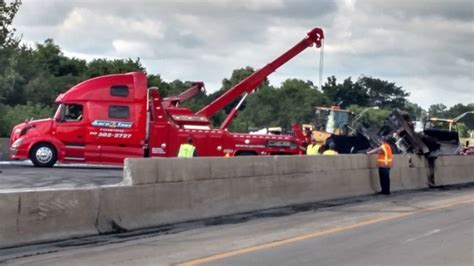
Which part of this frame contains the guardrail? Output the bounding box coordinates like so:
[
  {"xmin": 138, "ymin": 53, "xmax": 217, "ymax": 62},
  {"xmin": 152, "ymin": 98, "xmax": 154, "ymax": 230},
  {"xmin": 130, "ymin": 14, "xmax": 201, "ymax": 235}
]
[{"xmin": 1, "ymin": 154, "xmax": 473, "ymax": 248}]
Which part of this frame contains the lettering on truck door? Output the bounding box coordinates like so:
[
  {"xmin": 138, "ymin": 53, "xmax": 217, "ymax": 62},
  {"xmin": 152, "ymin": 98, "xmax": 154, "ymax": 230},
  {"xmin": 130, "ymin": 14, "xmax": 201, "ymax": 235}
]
[{"xmin": 90, "ymin": 103, "xmax": 145, "ymax": 164}]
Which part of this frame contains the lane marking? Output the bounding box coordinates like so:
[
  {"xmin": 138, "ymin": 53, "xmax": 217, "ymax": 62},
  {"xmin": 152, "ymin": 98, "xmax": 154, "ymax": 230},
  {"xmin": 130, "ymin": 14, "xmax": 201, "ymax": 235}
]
[
  {"xmin": 176, "ymin": 197, "xmax": 474, "ymax": 266},
  {"xmin": 404, "ymin": 229, "xmax": 441, "ymax": 243}
]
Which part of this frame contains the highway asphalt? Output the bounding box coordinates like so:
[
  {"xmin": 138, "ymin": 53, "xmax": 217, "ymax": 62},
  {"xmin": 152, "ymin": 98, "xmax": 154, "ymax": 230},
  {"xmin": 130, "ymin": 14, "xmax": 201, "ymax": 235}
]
[
  {"xmin": 203, "ymin": 197, "xmax": 473, "ymax": 266},
  {"xmin": 0, "ymin": 161, "xmax": 123, "ymax": 189},
  {"xmin": 2, "ymin": 183, "xmax": 473, "ymax": 266}
]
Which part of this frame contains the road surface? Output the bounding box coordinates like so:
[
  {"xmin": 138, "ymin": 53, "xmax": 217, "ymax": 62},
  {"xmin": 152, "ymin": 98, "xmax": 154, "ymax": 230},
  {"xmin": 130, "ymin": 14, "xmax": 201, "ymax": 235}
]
[
  {"xmin": 0, "ymin": 161, "xmax": 123, "ymax": 189},
  {"xmin": 2, "ymin": 184, "xmax": 473, "ymax": 266}
]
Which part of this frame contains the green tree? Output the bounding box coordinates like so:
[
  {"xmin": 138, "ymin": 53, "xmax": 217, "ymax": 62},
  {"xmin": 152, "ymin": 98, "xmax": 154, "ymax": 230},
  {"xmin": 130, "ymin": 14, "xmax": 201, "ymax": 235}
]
[
  {"xmin": 34, "ymin": 39, "xmax": 87, "ymax": 77},
  {"xmin": 403, "ymin": 102, "xmax": 426, "ymax": 121},
  {"xmin": 357, "ymin": 76, "xmax": 409, "ymax": 109},
  {"xmin": 0, "ymin": 0, "xmax": 21, "ymax": 104},
  {"xmin": 1, "ymin": 39, "xmax": 89, "ymax": 105},
  {"xmin": 87, "ymin": 58, "xmax": 144, "ymax": 78},
  {"xmin": 457, "ymin": 123, "xmax": 469, "ymax": 138},
  {"xmin": 148, "ymin": 74, "xmax": 171, "ymax": 96},
  {"xmin": 233, "ymin": 78, "xmax": 324, "ymax": 131},
  {"xmin": 206, "ymin": 67, "xmax": 266, "ymax": 126},
  {"xmin": 428, "ymin": 103, "xmax": 447, "ymax": 118},
  {"xmin": 348, "ymin": 105, "xmax": 391, "ymax": 128},
  {"xmin": 163, "ymin": 79, "xmax": 208, "ymax": 112},
  {"xmin": 15, "ymin": 39, "xmax": 88, "ymax": 105},
  {"xmin": 275, "ymin": 79, "xmax": 324, "ymax": 127},
  {"xmin": 236, "ymin": 85, "xmax": 280, "ymax": 131},
  {"xmin": 4, "ymin": 45, "xmax": 35, "ymax": 105},
  {"xmin": 148, "ymin": 74, "xmax": 209, "ymax": 112},
  {"xmin": 0, "ymin": 102, "xmax": 54, "ymax": 137},
  {"xmin": 426, "ymin": 103, "xmax": 474, "ymax": 130},
  {"xmin": 0, "ymin": 0, "xmax": 21, "ymax": 49},
  {"xmin": 321, "ymin": 76, "xmax": 369, "ymax": 108},
  {"xmin": 446, "ymin": 103, "xmax": 474, "ymax": 129},
  {"xmin": 322, "ymin": 76, "xmax": 409, "ymax": 110},
  {"xmin": 167, "ymin": 79, "xmax": 190, "ymax": 97},
  {"xmin": 24, "ymin": 73, "xmax": 83, "ymax": 104}
]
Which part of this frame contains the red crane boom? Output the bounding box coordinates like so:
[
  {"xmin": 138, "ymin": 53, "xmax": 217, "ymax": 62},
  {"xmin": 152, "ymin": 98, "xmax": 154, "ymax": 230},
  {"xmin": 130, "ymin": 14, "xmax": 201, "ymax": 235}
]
[
  {"xmin": 196, "ymin": 27, "xmax": 324, "ymax": 118},
  {"xmin": 162, "ymin": 82, "xmax": 205, "ymax": 108}
]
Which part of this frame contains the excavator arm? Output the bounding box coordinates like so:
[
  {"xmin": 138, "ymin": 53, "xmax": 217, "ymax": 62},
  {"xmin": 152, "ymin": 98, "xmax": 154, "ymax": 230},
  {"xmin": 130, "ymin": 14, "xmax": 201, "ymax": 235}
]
[
  {"xmin": 453, "ymin": 111, "xmax": 474, "ymax": 123},
  {"xmin": 196, "ymin": 27, "xmax": 324, "ymax": 118}
]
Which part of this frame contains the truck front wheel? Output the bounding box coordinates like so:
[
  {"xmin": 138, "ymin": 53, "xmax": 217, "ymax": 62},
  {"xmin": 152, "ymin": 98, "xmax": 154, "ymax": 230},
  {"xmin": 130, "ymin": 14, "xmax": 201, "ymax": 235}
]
[{"xmin": 30, "ymin": 143, "xmax": 58, "ymax": 167}]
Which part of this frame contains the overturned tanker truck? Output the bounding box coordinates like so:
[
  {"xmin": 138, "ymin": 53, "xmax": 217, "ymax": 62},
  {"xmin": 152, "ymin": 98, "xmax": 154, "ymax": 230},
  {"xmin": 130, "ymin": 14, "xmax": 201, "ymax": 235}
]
[
  {"xmin": 322, "ymin": 108, "xmax": 471, "ymax": 157},
  {"xmin": 379, "ymin": 109, "xmax": 471, "ymax": 157},
  {"xmin": 376, "ymin": 109, "xmax": 473, "ymax": 185}
]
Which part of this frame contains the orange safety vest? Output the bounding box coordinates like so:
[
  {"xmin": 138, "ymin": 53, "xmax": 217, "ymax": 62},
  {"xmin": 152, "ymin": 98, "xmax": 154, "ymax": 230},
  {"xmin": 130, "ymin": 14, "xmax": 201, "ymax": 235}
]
[{"xmin": 377, "ymin": 143, "xmax": 393, "ymax": 168}]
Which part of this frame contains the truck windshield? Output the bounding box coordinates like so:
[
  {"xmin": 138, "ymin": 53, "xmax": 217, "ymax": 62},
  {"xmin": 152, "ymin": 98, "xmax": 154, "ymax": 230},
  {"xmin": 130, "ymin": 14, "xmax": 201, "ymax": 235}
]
[{"xmin": 54, "ymin": 103, "xmax": 83, "ymax": 122}]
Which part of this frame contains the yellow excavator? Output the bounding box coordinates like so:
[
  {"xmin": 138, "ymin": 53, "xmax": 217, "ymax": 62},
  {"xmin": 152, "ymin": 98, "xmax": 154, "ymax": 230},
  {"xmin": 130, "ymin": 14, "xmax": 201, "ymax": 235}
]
[
  {"xmin": 304, "ymin": 105, "xmax": 373, "ymax": 154},
  {"xmin": 312, "ymin": 106, "xmax": 353, "ymax": 142}
]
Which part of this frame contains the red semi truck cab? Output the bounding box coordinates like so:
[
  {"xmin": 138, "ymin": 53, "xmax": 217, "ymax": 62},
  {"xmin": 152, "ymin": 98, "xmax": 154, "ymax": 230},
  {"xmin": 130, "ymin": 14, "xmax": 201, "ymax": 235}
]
[
  {"xmin": 10, "ymin": 72, "xmax": 149, "ymax": 166},
  {"xmin": 10, "ymin": 27, "xmax": 324, "ymax": 167}
]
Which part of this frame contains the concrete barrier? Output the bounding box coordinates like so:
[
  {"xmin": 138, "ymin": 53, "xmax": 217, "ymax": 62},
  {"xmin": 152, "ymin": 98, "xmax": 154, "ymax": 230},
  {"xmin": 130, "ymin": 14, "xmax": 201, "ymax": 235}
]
[
  {"xmin": 0, "ymin": 188, "xmax": 100, "ymax": 248},
  {"xmin": 433, "ymin": 156, "xmax": 474, "ymax": 185},
  {"xmin": 0, "ymin": 138, "xmax": 9, "ymax": 161},
  {"xmin": 101, "ymin": 154, "xmax": 432, "ymax": 232},
  {"xmin": 1, "ymin": 154, "xmax": 473, "ymax": 248}
]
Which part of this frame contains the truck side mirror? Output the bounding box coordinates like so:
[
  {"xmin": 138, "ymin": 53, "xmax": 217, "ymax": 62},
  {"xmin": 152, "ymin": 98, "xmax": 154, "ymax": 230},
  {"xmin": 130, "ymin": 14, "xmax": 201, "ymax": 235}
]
[{"xmin": 55, "ymin": 113, "xmax": 65, "ymax": 122}]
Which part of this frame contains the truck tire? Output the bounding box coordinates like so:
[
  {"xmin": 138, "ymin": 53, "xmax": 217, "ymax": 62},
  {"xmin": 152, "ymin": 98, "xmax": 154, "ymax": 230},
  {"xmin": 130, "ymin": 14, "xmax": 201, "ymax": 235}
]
[{"xmin": 30, "ymin": 143, "xmax": 57, "ymax": 167}]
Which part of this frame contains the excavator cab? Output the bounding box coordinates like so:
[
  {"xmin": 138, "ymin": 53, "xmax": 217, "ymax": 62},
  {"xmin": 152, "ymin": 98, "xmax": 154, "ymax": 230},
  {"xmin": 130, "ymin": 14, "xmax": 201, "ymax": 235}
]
[
  {"xmin": 313, "ymin": 106, "xmax": 353, "ymax": 142},
  {"xmin": 308, "ymin": 106, "xmax": 372, "ymax": 154}
]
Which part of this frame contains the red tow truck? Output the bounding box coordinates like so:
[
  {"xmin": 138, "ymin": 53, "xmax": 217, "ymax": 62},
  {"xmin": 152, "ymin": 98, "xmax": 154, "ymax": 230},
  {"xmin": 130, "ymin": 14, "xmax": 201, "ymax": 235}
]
[{"xmin": 9, "ymin": 27, "xmax": 324, "ymax": 167}]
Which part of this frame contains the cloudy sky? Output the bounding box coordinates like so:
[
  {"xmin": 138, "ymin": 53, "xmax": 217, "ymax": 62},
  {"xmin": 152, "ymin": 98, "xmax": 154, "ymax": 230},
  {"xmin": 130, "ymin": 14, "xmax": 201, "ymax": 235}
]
[{"xmin": 12, "ymin": 0, "xmax": 474, "ymax": 109}]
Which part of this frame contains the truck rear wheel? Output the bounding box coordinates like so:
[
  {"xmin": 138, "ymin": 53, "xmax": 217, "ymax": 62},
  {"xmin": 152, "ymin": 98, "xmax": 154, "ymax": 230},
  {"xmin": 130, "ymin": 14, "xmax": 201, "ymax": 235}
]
[{"xmin": 30, "ymin": 143, "xmax": 57, "ymax": 167}]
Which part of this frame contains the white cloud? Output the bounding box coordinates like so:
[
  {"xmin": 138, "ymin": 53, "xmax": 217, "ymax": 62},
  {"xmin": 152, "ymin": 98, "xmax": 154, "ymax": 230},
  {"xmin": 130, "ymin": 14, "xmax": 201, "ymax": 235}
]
[
  {"xmin": 11, "ymin": 0, "xmax": 474, "ymax": 109},
  {"xmin": 402, "ymin": 76, "xmax": 474, "ymax": 108},
  {"xmin": 112, "ymin": 40, "xmax": 152, "ymax": 57},
  {"xmin": 213, "ymin": 0, "xmax": 285, "ymax": 11},
  {"xmin": 128, "ymin": 19, "xmax": 165, "ymax": 39},
  {"xmin": 14, "ymin": 0, "xmax": 74, "ymax": 26}
]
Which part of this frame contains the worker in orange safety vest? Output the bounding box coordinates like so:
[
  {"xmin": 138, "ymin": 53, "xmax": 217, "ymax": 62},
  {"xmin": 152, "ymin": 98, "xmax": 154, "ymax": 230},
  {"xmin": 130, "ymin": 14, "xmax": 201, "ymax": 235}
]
[{"xmin": 367, "ymin": 136, "xmax": 393, "ymax": 195}]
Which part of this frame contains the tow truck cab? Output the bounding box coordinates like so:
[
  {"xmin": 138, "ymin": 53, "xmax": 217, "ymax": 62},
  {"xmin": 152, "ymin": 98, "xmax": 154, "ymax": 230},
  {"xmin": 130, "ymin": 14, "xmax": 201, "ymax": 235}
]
[{"xmin": 10, "ymin": 72, "xmax": 148, "ymax": 166}]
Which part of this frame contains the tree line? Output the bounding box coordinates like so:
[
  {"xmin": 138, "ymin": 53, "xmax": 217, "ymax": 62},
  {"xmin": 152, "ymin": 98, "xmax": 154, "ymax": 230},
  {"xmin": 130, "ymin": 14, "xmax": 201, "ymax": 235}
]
[{"xmin": 1, "ymin": 1, "xmax": 473, "ymax": 137}]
